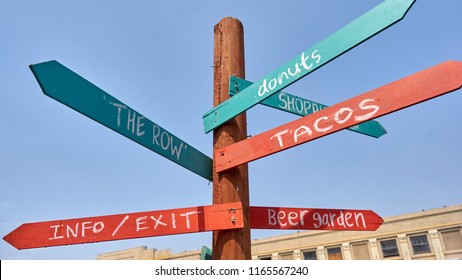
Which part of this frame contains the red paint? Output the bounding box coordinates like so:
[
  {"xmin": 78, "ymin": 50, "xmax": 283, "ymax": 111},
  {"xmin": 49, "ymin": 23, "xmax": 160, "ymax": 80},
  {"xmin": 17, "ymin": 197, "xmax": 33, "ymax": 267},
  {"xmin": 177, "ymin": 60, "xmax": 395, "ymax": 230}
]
[
  {"xmin": 250, "ymin": 206, "xmax": 383, "ymax": 231},
  {"xmin": 216, "ymin": 61, "xmax": 462, "ymax": 172},
  {"xmin": 3, "ymin": 202, "xmax": 243, "ymax": 250}
]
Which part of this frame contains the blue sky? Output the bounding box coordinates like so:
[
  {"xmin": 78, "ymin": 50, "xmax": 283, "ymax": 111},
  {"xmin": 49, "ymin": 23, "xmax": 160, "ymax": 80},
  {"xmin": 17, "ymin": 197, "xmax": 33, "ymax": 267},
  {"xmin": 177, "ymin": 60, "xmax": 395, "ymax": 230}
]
[{"xmin": 1, "ymin": 0, "xmax": 461, "ymax": 259}]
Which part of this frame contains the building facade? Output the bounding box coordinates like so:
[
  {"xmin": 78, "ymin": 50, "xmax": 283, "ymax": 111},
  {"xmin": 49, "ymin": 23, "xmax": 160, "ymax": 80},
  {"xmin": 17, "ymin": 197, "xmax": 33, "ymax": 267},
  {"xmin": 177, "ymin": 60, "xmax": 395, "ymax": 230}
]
[{"xmin": 97, "ymin": 204, "xmax": 462, "ymax": 260}]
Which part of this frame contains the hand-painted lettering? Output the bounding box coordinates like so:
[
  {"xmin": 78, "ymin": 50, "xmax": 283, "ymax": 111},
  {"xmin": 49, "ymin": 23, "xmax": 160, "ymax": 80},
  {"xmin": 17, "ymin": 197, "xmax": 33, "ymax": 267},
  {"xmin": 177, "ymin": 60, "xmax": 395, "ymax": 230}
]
[
  {"xmin": 258, "ymin": 50, "xmax": 322, "ymax": 97},
  {"xmin": 355, "ymin": 99, "xmax": 380, "ymax": 121},
  {"xmin": 270, "ymin": 129, "xmax": 289, "ymax": 148},
  {"xmin": 270, "ymin": 98, "xmax": 380, "ymax": 147},
  {"xmin": 112, "ymin": 215, "xmax": 129, "ymax": 236},
  {"xmin": 111, "ymin": 102, "xmax": 187, "ymax": 161},
  {"xmin": 278, "ymin": 92, "xmax": 328, "ymax": 116},
  {"xmin": 136, "ymin": 216, "xmax": 149, "ymax": 232},
  {"xmin": 150, "ymin": 215, "xmax": 167, "ymax": 229},
  {"xmin": 180, "ymin": 211, "xmax": 202, "ymax": 229},
  {"xmin": 313, "ymin": 211, "xmax": 367, "ymax": 229},
  {"xmin": 153, "ymin": 124, "xmax": 187, "ymax": 160},
  {"xmin": 47, "ymin": 209, "xmax": 208, "ymax": 242},
  {"xmin": 49, "ymin": 225, "xmax": 64, "ymax": 240},
  {"xmin": 265, "ymin": 208, "xmax": 371, "ymax": 230}
]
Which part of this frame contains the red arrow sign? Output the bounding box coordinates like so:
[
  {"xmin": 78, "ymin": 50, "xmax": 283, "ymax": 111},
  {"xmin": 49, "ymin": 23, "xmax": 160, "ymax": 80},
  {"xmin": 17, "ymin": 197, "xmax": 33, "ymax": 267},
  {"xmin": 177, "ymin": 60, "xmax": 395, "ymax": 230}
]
[
  {"xmin": 3, "ymin": 202, "xmax": 243, "ymax": 250},
  {"xmin": 250, "ymin": 206, "xmax": 383, "ymax": 231},
  {"xmin": 216, "ymin": 61, "xmax": 462, "ymax": 172}
]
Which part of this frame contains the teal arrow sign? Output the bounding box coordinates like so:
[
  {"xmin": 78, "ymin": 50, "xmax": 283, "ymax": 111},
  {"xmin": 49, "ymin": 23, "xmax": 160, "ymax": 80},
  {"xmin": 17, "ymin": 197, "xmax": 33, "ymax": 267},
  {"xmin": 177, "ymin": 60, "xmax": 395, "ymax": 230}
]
[
  {"xmin": 229, "ymin": 76, "xmax": 387, "ymax": 138},
  {"xmin": 203, "ymin": 0, "xmax": 416, "ymax": 133},
  {"xmin": 31, "ymin": 60, "xmax": 213, "ymax": 180}
]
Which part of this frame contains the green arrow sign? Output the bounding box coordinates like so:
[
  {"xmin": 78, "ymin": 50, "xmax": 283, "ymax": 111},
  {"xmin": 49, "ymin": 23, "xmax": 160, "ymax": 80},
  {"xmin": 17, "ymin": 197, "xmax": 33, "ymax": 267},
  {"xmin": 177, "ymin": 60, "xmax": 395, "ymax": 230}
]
[
  {"xmin": 229, "ymin": 76, "xmax": 387, "ymax": 138},
  {"xmin": 203, "ymin": 0, "xmax": 416, "ymax": 133},
  {"xmin": 30, "ymin": 60, "xmax": 212, "ymax": 180}
]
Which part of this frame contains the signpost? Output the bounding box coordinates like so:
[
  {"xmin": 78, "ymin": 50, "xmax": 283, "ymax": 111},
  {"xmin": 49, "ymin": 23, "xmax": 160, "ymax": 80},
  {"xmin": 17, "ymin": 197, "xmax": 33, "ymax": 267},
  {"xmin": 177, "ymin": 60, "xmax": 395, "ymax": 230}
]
[
  {"xmin": 215, "ymin": 61, "xmax": 462, "ymax": 172},
  {"xmin": 30, "ymin": 61, "xmax": 213, "ymax": 180},
  {"xmin": 203, "ymin": 0, "xmax": 416, "ymax": 133},
  {"xmin": 229, "ymin": 76, "xmax": 387, "ymax": 138},
  {"xmin": 250, "ymin": 206, "xmax": 383, "ymax": 231},
  {"xmin": 3, "ymin": 202, "xmax": 243, "ymax": 250},
  {"xmin": 211, "ymin": 17, "xmax": 251, "ymax": 260},
  {"xmin": 4, "ymin": 1, "xmax": 461, "ymax": 261}
]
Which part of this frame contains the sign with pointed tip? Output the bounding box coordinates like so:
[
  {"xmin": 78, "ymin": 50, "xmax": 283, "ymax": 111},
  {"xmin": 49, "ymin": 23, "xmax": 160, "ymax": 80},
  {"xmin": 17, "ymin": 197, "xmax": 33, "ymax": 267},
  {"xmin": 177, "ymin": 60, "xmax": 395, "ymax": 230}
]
[
  {"xmin": 3, "ymin": 202, "xmax": 243, "ymax": 250},
  {"xmin": 250, "ymin": 206, "xmax": 383, "ymax": 231},
  {"xmin": 229, "ymin": 76, "xmax": 387, "ymax": 138},
  {"xmin": 216, "ymin": 61, "xmax": 462, "ymax": 172},
  {"xmin": 203, "ymin": 0, "xmax": 416, "ymax": 133},
  {"xmin": 200, "ymin": 246, "xmax": 213, "ymax": 260},
  {"xmin": 30, "ymin": 60, "xmax": 213, "ymax": 180}
]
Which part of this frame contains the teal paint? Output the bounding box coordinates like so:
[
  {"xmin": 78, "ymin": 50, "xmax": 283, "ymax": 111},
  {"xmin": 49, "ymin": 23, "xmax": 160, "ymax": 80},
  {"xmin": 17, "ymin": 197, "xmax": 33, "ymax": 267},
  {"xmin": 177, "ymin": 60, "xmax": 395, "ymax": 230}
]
[
  {"xmin": 31, "ymin": 60, "xmax": 213, "ymax": 180},
  {"xmin": 203, "ymin": 0, "xmax": 415, "ymax": 133},
  {"xmin": 229, "ymin": 76, "xmax": 386, "ymax": 138}
]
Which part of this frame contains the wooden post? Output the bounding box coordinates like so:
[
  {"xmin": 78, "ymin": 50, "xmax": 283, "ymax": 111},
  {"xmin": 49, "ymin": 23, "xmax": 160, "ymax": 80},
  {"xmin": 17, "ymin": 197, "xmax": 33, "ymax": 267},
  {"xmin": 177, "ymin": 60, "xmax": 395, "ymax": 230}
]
[{"xmin": 212, "ymin": 17, "xmax": 251, "ymax": 260}]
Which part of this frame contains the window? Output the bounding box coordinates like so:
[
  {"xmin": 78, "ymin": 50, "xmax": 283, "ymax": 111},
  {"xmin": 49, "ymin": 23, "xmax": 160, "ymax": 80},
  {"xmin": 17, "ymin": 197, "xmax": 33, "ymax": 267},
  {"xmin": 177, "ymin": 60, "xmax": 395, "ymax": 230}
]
[
  {"xmin": 352, "ymin": 243, "xmax": 370, "ymax": 260},
  {"xmin": 409, "ymin": 234, "xmax": 431, "ymax": 255},
  {"xmin": 279, "ymin": 252, "xmax": 294, "ymax": 260},
  {"xmin": 327, "ymin": 247, "xmax": 343, "ymax": 260},
  {"xmin": 380, "ymin": 239, "xmax": 400, "ymax": 258},
  {"xmin": 259, "ymin": 255, "xmax": 272, "ymax": 260},
  {"xmin": 302, "ymin": 250, "xmax": 317, "ymax": 260},
  {"xmin": 440, "ymin": 228, "xmax": 462, "ymax": 252}
]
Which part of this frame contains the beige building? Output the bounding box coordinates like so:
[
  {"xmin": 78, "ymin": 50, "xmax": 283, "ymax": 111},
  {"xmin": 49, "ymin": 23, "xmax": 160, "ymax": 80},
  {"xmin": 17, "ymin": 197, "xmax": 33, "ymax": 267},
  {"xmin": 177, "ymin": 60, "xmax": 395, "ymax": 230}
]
[{"xmin": 97, "ymin": 204, "xmax": 462, "ymax": 260}]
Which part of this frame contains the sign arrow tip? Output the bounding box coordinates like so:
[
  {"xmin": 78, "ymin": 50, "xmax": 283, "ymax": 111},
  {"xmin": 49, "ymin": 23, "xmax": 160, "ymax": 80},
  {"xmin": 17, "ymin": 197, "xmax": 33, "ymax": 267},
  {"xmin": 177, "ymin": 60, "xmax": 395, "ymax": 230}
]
[{"xmin": 3, "ymin": 226, "xmax": 22, "ymax": 250}]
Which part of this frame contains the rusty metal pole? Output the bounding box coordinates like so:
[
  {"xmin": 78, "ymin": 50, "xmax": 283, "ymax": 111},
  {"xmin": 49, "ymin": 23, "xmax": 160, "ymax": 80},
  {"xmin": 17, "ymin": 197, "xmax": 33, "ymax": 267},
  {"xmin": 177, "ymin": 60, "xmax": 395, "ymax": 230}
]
[{"xmin": 212, "ymin": 17, "xmax": 251, "ymax": 260}]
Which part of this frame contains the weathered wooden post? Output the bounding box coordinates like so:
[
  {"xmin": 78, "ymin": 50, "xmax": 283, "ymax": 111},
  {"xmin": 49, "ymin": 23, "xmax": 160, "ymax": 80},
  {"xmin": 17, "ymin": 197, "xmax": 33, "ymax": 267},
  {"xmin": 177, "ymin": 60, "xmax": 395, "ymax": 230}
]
[{"xmin": 212, "ymin": 17, "xmax": 251, "ymax": 260}]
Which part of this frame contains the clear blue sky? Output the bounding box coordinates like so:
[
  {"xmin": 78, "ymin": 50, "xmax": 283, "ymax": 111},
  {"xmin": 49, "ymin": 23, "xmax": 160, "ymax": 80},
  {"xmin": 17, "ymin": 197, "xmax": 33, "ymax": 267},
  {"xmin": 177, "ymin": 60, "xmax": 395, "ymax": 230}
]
[{"xmin": 1, "ymin": 0, "xmax": 461, "ymax": 260}]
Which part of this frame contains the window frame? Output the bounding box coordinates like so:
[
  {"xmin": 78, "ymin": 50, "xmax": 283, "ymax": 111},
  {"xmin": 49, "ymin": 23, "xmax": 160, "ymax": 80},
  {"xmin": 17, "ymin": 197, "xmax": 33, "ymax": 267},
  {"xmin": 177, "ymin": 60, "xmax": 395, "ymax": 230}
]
[
  {"xmin": 258, "ymin": 255, "xmax": 272, "ymax": 260},
  {"xmin": 351, "ymin": 242, "xmax": 371, "ymax": 260},
  {"xmin": 302, "ymin": 249, "xmax": 318, "ymax": 260},
  {"xmin": 278, "ymin": 251, "xmax": 294, "ymax": 260},
  {"xmin": 439, "ymin": 227, "xmax": 462, "ymax": 253},
  {"xmin": 408, "ymin": 233, "xmax": 432, "ymax": 256},
  {"xmin": 379, "ymin": 238, "xmax": 401, "ymax": 259},
  {"xmin": 326, "ymin": 246, "xmax": 343, "ymax": 260}
]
